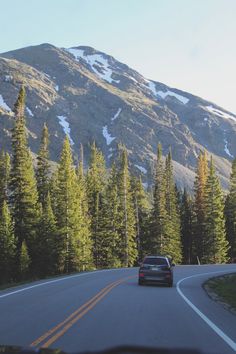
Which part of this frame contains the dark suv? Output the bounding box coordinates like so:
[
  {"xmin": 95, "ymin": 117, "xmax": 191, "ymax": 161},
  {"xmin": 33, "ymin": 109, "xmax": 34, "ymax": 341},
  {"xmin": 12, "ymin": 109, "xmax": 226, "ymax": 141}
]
[{"xmin": 138, "ymin": 255, "xmax": 174, "ymax": 287}]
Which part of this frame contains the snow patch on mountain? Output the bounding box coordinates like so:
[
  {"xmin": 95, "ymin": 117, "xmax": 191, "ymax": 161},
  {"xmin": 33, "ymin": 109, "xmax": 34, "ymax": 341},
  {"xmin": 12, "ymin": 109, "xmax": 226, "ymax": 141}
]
[
  {"xmin": 0, "ymin": 94, "xmax": 11, "ymax": 112},
  {"xmin": 223, "ymin": 130, "xmax": 233, "ymax": 158},
  {"xmin": 111, "ymin": 108, "xmax": 122, "ymax": 121},
  {"xmin": 66, "ymin": 48, "xmax": 120, "ymax": 84},
  {"xmin": 206, "ymin": 105, "xmax": 236, "ymax": 122},
  {"xmin": 144, "ymin": 80, "xmax": 189, "ymax": 104},
  {"xmin": 26, "ymin": 107, "xmax": 34, "ymax": 117},
  {"xmin": 57, "ymin": 115, "xmax": 74, "ymax": 145},
  {"xmin": 145, "ymin": 80, "xmax": 158, "ymax": 96},
  {"xmin": 102, "ymin": 126, "xmax": 115, "ymax": 145},
  {"xmin": 4, "ymin": 75, "xmax": 13, "ymax": 82},
  {"xmin": 157, "ymin": 90, "xmax": 189, "ymax": 104},
  {"xmin": 135, "ymin": 164, "xmax": 147, "ymax": 174}
]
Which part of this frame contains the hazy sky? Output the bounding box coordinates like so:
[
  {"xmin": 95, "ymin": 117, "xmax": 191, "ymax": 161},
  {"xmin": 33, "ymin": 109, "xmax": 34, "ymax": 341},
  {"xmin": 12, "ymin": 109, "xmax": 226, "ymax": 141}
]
[{"xmin": 1, "ymin": 0, "xmax": 236, "ymax": 113}]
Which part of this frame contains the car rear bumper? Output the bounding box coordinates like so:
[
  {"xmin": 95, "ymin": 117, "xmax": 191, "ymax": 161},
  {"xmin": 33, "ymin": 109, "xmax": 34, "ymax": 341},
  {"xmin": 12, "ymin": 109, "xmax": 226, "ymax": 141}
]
[
  {"xmin": 139, "ymin": 275, "xmax": 172, "ymax": 283},
  {"xmin": 139, "ymin": 270, "xmax": 173, "ymax": 282}
]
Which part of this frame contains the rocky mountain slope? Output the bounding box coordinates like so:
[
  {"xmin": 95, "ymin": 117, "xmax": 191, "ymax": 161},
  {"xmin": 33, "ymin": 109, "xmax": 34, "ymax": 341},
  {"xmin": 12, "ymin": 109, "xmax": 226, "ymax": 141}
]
[{"xmin": 0, "ymin": 43, "xmax": 236, "ymax": 189}]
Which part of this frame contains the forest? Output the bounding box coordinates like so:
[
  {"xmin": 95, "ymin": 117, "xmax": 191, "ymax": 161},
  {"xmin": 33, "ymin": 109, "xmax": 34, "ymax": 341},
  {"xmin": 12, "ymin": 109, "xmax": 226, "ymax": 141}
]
[{"xmin": 0, "ymin": 87, "xmax": 235, "ymax": 285}]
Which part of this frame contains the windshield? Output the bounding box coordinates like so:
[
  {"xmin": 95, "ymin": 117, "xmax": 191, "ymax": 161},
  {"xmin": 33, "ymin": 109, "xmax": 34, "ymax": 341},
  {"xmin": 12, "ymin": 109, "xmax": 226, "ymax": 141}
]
[{"xmin": 143, "ymin": 257, "xmax": 168, "ymax": 265}]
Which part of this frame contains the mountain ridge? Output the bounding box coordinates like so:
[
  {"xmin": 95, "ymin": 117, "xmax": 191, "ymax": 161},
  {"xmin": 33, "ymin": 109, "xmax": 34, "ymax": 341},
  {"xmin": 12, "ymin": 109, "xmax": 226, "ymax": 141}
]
[{"xmin": 0, "ymin": 43, "xmax": 235, "ymax": 190}]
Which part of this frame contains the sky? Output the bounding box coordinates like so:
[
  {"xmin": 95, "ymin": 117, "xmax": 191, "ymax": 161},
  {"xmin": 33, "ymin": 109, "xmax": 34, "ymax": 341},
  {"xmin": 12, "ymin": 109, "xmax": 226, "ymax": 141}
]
[{"xmin": 1, "ymin": 0, "xmax": 236, "ymax": 113}]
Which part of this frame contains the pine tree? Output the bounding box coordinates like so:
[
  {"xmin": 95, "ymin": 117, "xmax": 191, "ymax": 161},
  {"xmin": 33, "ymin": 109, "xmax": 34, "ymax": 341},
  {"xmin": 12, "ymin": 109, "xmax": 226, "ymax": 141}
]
[
  {"xmin": 86, "ymin": 142, "xmax": 107, "ymax": 267},
  {"xmin": 0, "ymin": 201, "xmax": 15, "ymax": 284},
  {"xmin": 164, "ymin": 151, "xmax": 182, "ymax": 263},
  {"xmin": 36, "ymin": 124, "xmax": 50, "ymax": 207},
  {"xmin": 116, "ymin": 146, "xmax": 137, "ymax": 266},
  {"xmin": 95, "ymin": 163, "xmax": 121, "ymax": 268},
  {"xmin": 150, "ymin": 143, "xmax": 168, "ymax": 255},
  {"xmin": 37, "ymin": 193, "xmax": 57, "ymax": 276},
  {"xmin": 49, "ymin": 169, "xmax": 59, "ymax": 215},
  {"xmin": 192, "ymin": 151, "xmax": 208, "ymax": 263},
  {"xmin": 76, "ymin": 149, "xmax": 93, "ymax": 270},
  {"xmin": 203, "ymin": 157, "xmax": 229, "ymax": 263},
  {"xmin": 131, "ymin": 176, "xmax": 150, "ymax": 260},
  {"xmin": 55, "ymin": 137, "xmax": 89, "ymax": 273},
  {"xmin": 19, "ymin": 240, "xmax": 30, "ymax": 280},
  {"xmin": 180, "ymin": 189, "xmax": 193, "ymax": 264},
  {"xmin": 10, "ymin": 87, "xmax": 39, "ymax": 275},
  {"xmin": 0, "ymin": 151, "xmax": 10, "ymax": 209},
  {"xmin": 225, "ymin": 158, "xmax": 236, "ymax": 261}
]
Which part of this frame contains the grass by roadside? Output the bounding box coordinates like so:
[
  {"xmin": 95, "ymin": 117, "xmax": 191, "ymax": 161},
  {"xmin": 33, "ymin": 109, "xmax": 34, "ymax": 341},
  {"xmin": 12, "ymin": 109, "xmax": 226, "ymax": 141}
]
[{"xmin": 204, "ymin": 273, "xmax": 236, "ymax": 313}]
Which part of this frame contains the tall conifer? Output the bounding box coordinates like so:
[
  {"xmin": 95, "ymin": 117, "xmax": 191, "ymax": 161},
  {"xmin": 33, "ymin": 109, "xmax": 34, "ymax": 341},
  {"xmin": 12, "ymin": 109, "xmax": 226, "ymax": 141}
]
[
  {"xmin": 0, "ymin": 152, "xmax": 10, "ymax": 209},
  {"xmin": 0, "ymin": 201, "xmax": 15, "ymax": 284},
  {"xmin": 150, "ymin": 143, "xmax": 167, "ymax": 254},
  {"xmin": 116, "ymin": 146, "xmax": 137, "ymax": 266},
  {"xmin": 192, "ymin": 151, "xmax": 208, "ymax": 263},
  {"xmin": 10, "ymin": 87, "xmax": 39, "ymax": 275},
  {"xmin": 180, "ymin": 189, "xmax": 193, "ymax": 264},
  {"xmin": 86, "ymin": 142, "xmax": 107, "ymax": 267},
  {"xmin": 36, "ymin": 124, "xmax": 50, "ymax": 207},
  {"xmin": 164, "ymin": 151, "xmax": 182, "ymax": 263},
  {"xmin": 56, "ymin": 137, "xmax": 88, "ymax": 273},
  {"xmin": 131, "ymin": 176, "xmax": 150, "ymax": 260},
  {"xmin": 225, "ymin": 158, "xmax": 236, "ymax": 261},
  {"xmin": 37, "ymin": 193, "xmax": 57, "ymax": 276},
  {"xmin": 204, "ymin": 157, "xmax": 229, "ymax": 263}
]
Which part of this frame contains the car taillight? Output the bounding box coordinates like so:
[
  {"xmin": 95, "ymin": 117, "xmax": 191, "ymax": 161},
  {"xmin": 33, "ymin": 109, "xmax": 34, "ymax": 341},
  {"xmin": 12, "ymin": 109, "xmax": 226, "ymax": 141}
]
[{"xmin": 139, "ymin": 273, "xmax": 145, "ymax": 277}]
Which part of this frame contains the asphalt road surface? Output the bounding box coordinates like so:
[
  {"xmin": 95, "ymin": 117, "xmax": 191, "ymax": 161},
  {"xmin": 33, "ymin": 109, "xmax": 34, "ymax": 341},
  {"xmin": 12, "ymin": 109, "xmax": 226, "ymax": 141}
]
[{"xmin": 0, "ymin": 265, "xmax": 236, "ymax": 354}]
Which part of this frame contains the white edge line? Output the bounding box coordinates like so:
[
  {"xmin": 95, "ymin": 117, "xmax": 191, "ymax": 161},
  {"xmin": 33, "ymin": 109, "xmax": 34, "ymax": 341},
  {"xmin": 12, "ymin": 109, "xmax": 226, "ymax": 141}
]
[
  {"xmin": 0, "ymin": 268, "xmax": 128, "ymax": 299},
  {"xmin": 177, "ymin": 270, "xmax": 236, "ymax": 352}
]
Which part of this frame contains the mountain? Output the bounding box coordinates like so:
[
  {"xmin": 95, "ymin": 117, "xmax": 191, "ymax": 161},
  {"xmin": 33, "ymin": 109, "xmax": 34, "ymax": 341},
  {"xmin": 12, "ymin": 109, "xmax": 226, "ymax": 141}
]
[{"xmin": 0, "ymin": 43, "xmax": 235, "ymax": 190}]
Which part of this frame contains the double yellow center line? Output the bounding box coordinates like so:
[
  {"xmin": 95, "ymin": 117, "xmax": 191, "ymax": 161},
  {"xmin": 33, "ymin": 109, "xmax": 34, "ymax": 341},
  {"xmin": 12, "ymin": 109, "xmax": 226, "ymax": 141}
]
[{"xmin": 30, "ymin": 275, "xmax": 134, "ymax": 349}]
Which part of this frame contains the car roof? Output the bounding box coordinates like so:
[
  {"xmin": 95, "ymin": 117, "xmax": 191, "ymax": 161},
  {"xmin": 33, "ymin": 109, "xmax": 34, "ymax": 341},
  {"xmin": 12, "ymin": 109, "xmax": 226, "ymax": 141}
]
[{"xmin": 144, "ymin": 255, "xmax": 167, "ymax": 259}]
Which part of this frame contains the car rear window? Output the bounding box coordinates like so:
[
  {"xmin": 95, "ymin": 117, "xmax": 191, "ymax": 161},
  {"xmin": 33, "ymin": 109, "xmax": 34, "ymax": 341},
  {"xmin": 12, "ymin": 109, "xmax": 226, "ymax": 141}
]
[{"xmin": 143, "ymin": 257, "xmax": 168, "ymax": 265}]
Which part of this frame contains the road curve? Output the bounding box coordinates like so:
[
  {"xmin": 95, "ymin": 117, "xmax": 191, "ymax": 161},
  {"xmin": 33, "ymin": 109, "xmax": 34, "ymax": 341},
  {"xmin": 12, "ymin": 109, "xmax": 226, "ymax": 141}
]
[{"xmin": 0, "ymin": 265, "xmax": 236, "ymax": 354}]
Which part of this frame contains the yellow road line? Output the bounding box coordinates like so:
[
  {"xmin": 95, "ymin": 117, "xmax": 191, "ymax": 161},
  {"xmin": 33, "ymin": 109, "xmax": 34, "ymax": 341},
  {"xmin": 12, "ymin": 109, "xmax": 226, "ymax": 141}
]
[{"xmin": 30, "ymin": 276, "xmax": 133, "ymax": 348}]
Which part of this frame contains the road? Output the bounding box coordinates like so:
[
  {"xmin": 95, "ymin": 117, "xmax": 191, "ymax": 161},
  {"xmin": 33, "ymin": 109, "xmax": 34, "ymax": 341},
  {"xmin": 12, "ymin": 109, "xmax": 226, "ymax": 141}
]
[{"xmin": 0, "ymin": 265, "xmax": 236, "ymax": 354}]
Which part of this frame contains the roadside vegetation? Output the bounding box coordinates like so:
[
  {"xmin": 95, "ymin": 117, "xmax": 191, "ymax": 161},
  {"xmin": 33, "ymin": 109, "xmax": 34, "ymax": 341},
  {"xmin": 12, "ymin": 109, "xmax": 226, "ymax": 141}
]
[
  {"xmin": 0, "ymin": 87, "xmax": 235, "ymax": 286},
  {"xmin": 205, "ymin": 274, "xmax": 236, "ymax": 311}
]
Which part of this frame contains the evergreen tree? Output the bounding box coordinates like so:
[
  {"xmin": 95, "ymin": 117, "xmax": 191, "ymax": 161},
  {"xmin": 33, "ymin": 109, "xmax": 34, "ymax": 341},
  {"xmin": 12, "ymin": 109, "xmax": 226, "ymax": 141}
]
[
  {"xmin": 164, "ymin": 151, "xmax": 182, "ymax": 263},
  {"xmin": 76, "ymin": 150, "xmax": 93, "ymax": 270},
  {"xmin": 0, "ymin": 151, "xmax": 10, "ymax": 208},
  {"xmin": 180, "ymin": 189, "xmax": 193, "ymax": 264},
  {"xmin": 55, "ymin": 137, "xmax": 89, "ymax": 273},
  {"xmin": 86, "ymin": 142, "xmax": 107, "ymax": 267},
  {"xmin": 203, "ymin": 157, "xmax": 229, "ymax": 263},
  {"xmin": 10, "ymin": 87, "xmax": 39, "ymax": 275},
  {"xmin": 19, "ymin": 240, "xmax": 30, "ymax": 280},
  {"xmin": 131, "ymin": 176, "xmax": 150, "ymax": 260},
  {"xmin": 116, "ymin": 146, "xmax": 137, "ymax": 266},
  {"xmin": 192, "ymin": 151, "xmax": 208, "ymax": 263},
  {"xmin": 37, "ymin": 193, "xmax": 57, "ymax": 276},
  {"xmin": 225, "ymin": 158, "xmax": 236, "ymax": 261},
  {"xmin": 49, "ymin": 169, "xmax": 59, "ymax": 216},
  {"xmin": 36, "ymin": 124, "xmax": 50, "ymax": 207},
  {"xmin": 96, "ymin": 163, "xmax": 121, "ymax": 268},
  {"xmin": 150, "ymin": 143, "xmax": 168, "ymax": 255},
  {"xmin": 0, "ymin": 201, "xmax": 15, "ymax": 284}
]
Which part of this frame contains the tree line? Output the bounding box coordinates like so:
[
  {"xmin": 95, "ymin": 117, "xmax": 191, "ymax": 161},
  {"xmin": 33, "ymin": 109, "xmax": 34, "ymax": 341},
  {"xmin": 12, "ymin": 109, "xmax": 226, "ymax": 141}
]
[{"xmin": 0, "ymin": 88, "xmax": 235, "ymax": 285}]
